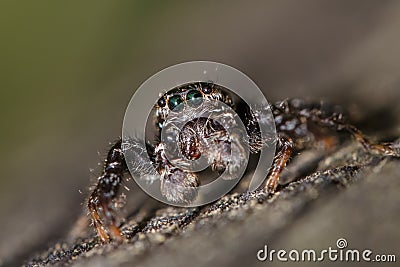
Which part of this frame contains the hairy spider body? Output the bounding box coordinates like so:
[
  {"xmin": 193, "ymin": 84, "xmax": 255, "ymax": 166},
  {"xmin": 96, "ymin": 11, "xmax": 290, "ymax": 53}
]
[{"xmin": 88, "ymin": 83, "xmax": 400, "ymax": 242}]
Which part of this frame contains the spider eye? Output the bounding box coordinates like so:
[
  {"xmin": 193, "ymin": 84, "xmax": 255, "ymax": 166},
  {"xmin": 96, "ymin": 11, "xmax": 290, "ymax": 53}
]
[
  {"xmin": 186, "ymin": 90, "xmax": 203, "ymax": 107},
  {"xmin": 201, "ymin": 84, "xmax": 212, "ymax": 94},
  {"xmin": 157, "ymin": 97, "xmax": 166, "ymax": 107},
  {"xmin": 168, "ymin": 95, "xmax": 184, "ymax": 112}
]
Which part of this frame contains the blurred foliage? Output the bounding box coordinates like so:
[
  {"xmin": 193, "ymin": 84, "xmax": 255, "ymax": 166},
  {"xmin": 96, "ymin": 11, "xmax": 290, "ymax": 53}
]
[{"xmin": 0, "ymin": 1, "xmax": 158, "ymax": 147}]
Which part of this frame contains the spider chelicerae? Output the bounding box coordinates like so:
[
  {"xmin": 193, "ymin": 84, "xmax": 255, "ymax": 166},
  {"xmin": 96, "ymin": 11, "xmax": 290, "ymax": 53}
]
[{"xmin": 87, "ymin": 82, "xmax": 400, "ymax": 243}]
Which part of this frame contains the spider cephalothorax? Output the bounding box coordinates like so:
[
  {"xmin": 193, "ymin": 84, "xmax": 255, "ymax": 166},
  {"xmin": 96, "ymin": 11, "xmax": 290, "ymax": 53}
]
[{"xmin": 88, "ymin": 83, "xmax": 400, "ymax": 243}]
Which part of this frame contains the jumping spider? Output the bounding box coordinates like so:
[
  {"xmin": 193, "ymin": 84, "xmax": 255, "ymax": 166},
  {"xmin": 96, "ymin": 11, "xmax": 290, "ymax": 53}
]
[{"xmin": 88, "ymin": 82, "xmax": 400, "ymax": 243}]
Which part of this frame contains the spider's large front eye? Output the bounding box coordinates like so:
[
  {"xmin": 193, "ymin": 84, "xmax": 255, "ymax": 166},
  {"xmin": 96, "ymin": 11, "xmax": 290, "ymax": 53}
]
[
  {"xmin": 168, "ymin": 95, "xmax": 184, "ymax": 112},
  {"xmin": 186, "ymin": 90, "xmax": 203, "ymax": 107}
]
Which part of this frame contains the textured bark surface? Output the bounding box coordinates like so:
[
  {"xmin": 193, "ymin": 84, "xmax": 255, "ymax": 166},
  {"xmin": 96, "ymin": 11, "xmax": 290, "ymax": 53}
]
[{"xmin": 24, "ymin": 138, "xmax": 400, "ymax": 267}]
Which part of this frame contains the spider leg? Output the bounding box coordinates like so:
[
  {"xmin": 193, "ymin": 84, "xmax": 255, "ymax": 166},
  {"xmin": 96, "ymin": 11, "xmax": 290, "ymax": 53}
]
[
  {"xmin": 344, "ymin": 124, "xmax": 400, "ymax": 157},
  {"xmin": 155, "ymin": 142, "xmax": 200, "ymax": 204},
  {"xmin": 87, "ymin": 200, "xmax": 111, "ymax": 242},
  {"xmin": 87, "ymin": 139, "xmax": 126, "ymax": 243},
  {"xmin": 201, "ymin": 128, "xmax": 231, "ymax": 174},
  {"xmin": 265, "ymin": 135, "xmax": 294, "ymax": 193},
  {"xmin": 313, "ymin": 113, "xmax": 400, "ymax": 157},
  {"xmin": 204, "ymin": 131, "xmax": 248, "ymax": 178}
]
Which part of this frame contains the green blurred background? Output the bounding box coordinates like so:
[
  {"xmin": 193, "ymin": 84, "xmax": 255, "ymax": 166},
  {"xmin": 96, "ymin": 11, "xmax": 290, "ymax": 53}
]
[{"xmin": 1, "ymin": 0, "xmax": 400, "ymax": 264}]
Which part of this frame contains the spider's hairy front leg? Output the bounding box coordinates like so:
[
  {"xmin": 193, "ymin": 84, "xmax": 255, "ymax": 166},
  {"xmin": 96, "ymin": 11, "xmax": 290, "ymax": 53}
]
[
  {"xmin": 88, "ymin": 139, "xmax": 127, "ymax": 243},
  {"xmin": 265, "ymin": 135, "xmax": 294, "ymax": 194}
]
